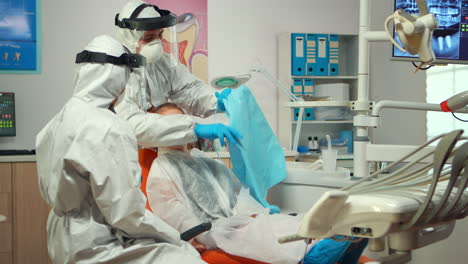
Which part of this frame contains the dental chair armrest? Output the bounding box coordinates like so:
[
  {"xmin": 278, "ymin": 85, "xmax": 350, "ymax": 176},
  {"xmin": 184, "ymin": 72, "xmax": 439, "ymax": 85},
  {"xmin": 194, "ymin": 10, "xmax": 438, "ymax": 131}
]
[{"xmin": 180, "ymin": 222, "xmax": 212, "ymax": 241}]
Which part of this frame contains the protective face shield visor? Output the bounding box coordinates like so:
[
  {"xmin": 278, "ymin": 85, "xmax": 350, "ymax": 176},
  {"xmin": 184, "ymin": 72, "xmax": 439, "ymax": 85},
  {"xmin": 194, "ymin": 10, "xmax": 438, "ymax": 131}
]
[{"xmin": 115, "ymin": 3, "xmax": 179, "ymax": 65}]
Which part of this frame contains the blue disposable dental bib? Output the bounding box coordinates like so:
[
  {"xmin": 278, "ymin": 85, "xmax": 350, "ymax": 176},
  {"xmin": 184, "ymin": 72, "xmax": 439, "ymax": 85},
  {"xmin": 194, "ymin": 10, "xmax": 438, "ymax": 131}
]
[{"xmin": 224, "ymin": 85, "xmax": 285, "ymax": 214}]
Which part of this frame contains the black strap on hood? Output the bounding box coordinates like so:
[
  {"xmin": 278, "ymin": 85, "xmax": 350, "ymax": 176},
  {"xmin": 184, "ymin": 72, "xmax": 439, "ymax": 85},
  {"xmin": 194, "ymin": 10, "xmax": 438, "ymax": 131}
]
[
  {"xmin": 75, "ymin": 50, "xmax": 145, "ymax": 69},
  {"xmin": 115, "ymin": 3, "xmax": 177, "ymax": 31}
]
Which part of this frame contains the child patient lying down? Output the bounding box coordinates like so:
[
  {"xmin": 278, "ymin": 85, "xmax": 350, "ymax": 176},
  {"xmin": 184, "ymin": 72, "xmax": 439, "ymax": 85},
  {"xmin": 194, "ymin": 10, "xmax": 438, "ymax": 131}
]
[{"xmin": 145, "ymin": 103, "xmax": 315, "ymax": 264}]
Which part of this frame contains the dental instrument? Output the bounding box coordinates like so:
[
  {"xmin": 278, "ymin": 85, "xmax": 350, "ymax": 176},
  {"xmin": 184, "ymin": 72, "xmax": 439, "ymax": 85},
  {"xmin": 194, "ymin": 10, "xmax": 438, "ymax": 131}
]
[{"xmin": 440, "ymin": 91, "xmax": 468, "ymax": 113}]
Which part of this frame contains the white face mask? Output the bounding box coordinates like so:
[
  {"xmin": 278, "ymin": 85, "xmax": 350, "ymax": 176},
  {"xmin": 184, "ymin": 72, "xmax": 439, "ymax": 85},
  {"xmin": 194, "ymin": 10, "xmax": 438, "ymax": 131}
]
[{"xmin": 139, "ymin": 39, "xmax": 163, "ymax": 63}]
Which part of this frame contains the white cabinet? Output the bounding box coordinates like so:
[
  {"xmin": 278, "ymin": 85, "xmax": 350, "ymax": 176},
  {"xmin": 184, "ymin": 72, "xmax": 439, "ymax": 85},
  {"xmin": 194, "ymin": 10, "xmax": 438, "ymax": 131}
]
[{"xmin": 277, "ymin": 32, "xmax": 358, "ymax": 156}]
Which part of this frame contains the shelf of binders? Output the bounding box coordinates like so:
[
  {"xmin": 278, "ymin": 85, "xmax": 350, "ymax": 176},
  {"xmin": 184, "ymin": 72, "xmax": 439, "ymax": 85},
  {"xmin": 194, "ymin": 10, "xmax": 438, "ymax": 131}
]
[
  {"xmin": 291, "ymin": 120, "xmax": 353, "ymax": 124},
  {"xmin": 289, "ymin": 33, "xmax": 358, "ymax": 77},
  {"xmin": 290, "ymin": 75, "xmax": 358, "ymax": 80},
  {"xmin": 277, "ymin": 32, "xmax": 358, "ymax": 150},
  {"xmin": 285, "ymin": 101, "xmax": 352, "ymax": 108}
]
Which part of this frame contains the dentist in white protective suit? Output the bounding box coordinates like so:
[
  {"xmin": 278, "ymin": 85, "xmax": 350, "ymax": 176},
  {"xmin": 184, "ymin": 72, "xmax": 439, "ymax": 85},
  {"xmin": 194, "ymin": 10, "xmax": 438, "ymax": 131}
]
[
  {"xmin": 35, "ymin": 35, "xmax": 208, "ymax": 264},
  {"xmin": 114, "ymin": 0, "xmax": 240, "ymax": 148}
]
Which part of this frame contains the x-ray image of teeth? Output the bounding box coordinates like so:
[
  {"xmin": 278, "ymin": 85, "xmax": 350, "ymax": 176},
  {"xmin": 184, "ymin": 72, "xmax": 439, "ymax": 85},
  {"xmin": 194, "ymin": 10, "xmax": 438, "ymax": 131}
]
[{"xmin": 394, "ymin": 0, "xmax": 462, "ymax": 59}]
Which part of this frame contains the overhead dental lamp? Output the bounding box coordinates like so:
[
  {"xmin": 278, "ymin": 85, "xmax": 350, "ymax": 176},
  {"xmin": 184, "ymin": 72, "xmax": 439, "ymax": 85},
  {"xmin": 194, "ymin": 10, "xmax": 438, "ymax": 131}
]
[
  {"xmin": 385, "ymin": 0, "xmax": 438, "ymax": 64},
  {"xmin": 210, "ymin": 74, "xmax": 251, "ymax": 89},
  {"xmin": 210, "ymin": 62, "xmax": 305, "ymax": 152}
]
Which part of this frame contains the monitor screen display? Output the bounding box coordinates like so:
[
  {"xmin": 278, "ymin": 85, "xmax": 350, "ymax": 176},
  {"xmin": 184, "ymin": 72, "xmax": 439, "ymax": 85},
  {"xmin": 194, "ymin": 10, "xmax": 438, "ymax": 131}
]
[
  {"xmin": 0, "ymin": 93, "xmax": 15, "ymax": 137},
  {"xmin": 393, "ymin": 0, "xmax": 468, "ymax": 63}
]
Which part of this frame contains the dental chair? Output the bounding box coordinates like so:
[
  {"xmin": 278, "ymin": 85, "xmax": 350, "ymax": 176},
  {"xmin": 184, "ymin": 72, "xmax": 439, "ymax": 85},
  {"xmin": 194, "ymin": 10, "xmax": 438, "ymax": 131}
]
[
  {"xmin": 138, "ymin": 148, "xmax": 373, "ymax": 264},
  {"xmin": 281, "ymin": 130, "xmax": 468, "ymax": 264},
  {"xmin": 137, "ymin": 148, "xmax": 270, "ymax": 264}
]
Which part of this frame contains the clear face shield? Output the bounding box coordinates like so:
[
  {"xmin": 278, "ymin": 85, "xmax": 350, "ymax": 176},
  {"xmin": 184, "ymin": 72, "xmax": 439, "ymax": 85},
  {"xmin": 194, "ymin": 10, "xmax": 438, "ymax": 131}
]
[
  {"xmin": 137, "ymin": 25, "xmax": 179, "ymax": 66},
  {"xmin": 161, "ymin": 25, "xmax": 179, "ymax": 66},
  {"xmin": 115, "ymin": 3, "xmax": 179, "ymax": 66},
  {"xmin": 114, "ymin": 3, "xmax": 180, "ymax": 114}
]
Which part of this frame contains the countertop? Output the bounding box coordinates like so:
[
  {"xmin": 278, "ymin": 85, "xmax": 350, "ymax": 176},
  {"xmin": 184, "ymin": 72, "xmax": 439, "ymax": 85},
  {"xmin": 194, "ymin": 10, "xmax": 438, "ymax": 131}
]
[
  {"xmin": 0, "ymin": 155, "xmax": 36, "ymax": 163},
  {"xmin": 0, "ymin": 150, "xmax": 298, "ymax": 163},
  {"xmin": 205, "ymin": 150, "xmax": 297, "ymax": 158}
]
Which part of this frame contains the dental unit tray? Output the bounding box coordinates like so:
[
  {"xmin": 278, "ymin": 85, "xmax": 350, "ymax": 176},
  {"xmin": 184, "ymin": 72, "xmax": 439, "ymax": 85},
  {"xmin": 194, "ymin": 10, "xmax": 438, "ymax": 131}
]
[
  {"xmin": 280, "ymin": 130, "xmax": 468, "ymax": 254},
  {"xmin": 294, "ymin": 185, "xmax": 467, "ymax": 244},
  {"xmin": 286, "ymin": 162, "xmax": 352, "ymax": 187}
]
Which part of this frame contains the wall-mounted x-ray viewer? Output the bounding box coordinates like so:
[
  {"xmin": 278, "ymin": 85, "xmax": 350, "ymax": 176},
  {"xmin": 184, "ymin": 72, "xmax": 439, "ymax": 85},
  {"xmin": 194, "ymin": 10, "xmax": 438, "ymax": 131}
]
[
  {"xmin": 0, "ymin": 93, "xmax": 16, "ymax": 137},
  {"xmin": 392, "ymin": 0, "xmax": 468, "ymax": 64}
]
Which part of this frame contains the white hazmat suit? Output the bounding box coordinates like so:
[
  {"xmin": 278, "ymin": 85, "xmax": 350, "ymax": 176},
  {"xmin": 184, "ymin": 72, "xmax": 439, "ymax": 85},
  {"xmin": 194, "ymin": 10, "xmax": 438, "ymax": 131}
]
[
  {"xmin": 114, "ymin": 0, "xmax": 218, "ymax": 148},
  {"xmin": 35, "ymin": 35, "xmax": 206, "ymax": 264}
]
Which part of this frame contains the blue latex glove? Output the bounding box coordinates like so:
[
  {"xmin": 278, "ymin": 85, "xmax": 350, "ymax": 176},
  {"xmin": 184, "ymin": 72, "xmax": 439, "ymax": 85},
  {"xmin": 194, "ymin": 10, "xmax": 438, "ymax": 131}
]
[
  {"xmin": 338, "ymin": 238, "xmax": 368, "ymax": 264},
  {"xmin": 215, "ymin": 89, "xmax": 232, "ymax": 112},
  {"xmin": 302, "ymin": 237, "xmax": 368, "ymax": 264},
  {"xmin": 302, "ymin": 238, "xmax": 351, "ymax": 264},
  {"xmin": 194, "ymin": 123, "xmax": 242, "ymax": 147}
]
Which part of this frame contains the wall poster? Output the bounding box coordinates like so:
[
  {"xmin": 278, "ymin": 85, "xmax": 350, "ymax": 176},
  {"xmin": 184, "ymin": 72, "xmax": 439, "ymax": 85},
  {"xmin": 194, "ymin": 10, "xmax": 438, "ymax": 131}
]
[{"xmin": 0, "ymin": 0, "xmax": 41, "ymax": 73}]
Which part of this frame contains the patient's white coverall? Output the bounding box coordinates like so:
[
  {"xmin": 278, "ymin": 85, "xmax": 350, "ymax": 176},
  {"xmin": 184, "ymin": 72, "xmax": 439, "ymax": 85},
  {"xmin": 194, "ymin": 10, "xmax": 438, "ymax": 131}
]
[
  {"xmin": 35, "ymin": 35, "xmax": 206, "ymax": 264},
  {"xmin": 147, "ymin": 148, "xmax": 316, "ymax": 264}
]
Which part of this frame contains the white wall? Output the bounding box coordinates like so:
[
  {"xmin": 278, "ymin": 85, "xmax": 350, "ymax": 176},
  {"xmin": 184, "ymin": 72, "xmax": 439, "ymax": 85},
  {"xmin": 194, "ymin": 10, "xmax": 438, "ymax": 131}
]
[
  {"xmin": 1, "ymin": 0, "xmax": 425, "ymax": 150},
  {"xmin": 209, "ymin": 0, "xmax": 360, "ymax": 132},
  {"xmin": 208, "ymin": 0, "xmax": 427, "ymax": 147},
  {"xmin": 0, "ymin": 0, "xmax": 128, "ymax": 149},
  {"xmin": 0, "ymin": 1, "xmax": 431, "ymax": 148},
  {"xmin": 1, "ymin": 0, "xmax": 360, "ymax": 149}
]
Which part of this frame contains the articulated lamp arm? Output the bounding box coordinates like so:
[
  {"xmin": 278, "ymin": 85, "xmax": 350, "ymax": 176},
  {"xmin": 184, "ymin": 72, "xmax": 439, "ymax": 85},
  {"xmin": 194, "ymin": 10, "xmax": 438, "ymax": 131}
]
[{"xmin": 384, "ymin": 0, "xmax": 438, "ymax": 63}]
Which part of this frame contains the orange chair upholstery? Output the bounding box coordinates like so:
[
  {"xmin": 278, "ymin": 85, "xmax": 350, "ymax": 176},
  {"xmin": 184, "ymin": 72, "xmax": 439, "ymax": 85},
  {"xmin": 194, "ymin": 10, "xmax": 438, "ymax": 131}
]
[
  {"xmin": 202, "ymin": 250, "xmax": 372, "ymax": 264},
  {"xmin": 201, "ymin": 249, "xmax": 269, "ymax": 264},
  {"xmin": 138, "ymin": 148, "xmax": 158, "ymax": 212},
  {"xmin": 357, "ymin": 256, "xmax": 373, "ymax": 263}
]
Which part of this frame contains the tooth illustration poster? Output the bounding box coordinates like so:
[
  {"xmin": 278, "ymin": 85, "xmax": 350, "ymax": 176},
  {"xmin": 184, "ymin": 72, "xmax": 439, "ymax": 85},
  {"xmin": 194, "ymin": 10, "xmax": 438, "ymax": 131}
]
[
  {"xmin": 0, "ymin": 0, "xmax": 40, "ymax": 72},
  {"xmin": 393, "ymin": 0, "xmax": 466, "ymax": 60},
  {"xmin": 146, "ymin": 0, "xmax": 208, "ymax": 83}
]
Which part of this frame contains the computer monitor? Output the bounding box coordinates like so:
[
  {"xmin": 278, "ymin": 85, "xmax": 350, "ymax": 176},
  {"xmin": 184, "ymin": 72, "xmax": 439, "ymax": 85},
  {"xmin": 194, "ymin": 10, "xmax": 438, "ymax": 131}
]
[
  {"xmin": 392, "ymin": 0, "xmax": 468, "ymax": 64},
  {"xmin": 0, "ymin": 93, "xmax": 16, "ymax": 137}
]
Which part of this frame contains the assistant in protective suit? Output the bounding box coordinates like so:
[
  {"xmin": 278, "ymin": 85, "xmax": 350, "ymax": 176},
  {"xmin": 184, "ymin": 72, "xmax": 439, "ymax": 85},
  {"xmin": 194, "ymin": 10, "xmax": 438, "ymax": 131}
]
[
  {"xmin": 35, "ymin": 35, "xmax": 207, "ymax": 264},
  {"xmin": 114, "ymin": 0, "xmax": 238, "ymax": 148}
]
